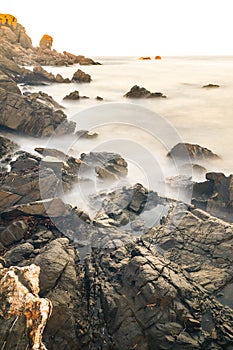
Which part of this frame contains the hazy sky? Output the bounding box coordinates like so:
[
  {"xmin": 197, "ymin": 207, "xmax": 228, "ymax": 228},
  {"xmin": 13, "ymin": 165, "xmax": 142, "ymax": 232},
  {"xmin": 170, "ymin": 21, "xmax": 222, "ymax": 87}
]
[{"xmin": 1, "ymin": 0, "xmax": 232, "ymax": 56}]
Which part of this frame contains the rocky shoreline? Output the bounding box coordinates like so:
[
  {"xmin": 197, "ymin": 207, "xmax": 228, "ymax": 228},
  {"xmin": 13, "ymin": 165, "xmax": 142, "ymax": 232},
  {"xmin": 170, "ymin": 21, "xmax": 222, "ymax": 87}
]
[{"xmin": 0, "ymin": 13, "xmax": 233, "ymax": 350}]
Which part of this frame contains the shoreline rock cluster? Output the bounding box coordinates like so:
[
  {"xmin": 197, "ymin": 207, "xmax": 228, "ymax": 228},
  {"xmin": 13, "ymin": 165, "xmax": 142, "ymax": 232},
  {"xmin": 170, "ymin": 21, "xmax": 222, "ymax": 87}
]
[{"xmin": 0, "ymin": 13, "xmax": 232, "ymax": 350}]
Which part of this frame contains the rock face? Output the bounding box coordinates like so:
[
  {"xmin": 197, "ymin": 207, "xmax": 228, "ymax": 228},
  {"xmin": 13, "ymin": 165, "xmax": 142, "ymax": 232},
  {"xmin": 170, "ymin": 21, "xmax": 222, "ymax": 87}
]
[
  {"xmin": 0, "ymin": 88, "xmax": 75, "ymax": 136},
  {"xmin": 0, "ymin": 264, "xmax": 52, "ymax": 350},
  {"xmin": 192, "ymin": 172, "xmax": 233, "ymax": 222},
  {"xmin": 0, "ymin": 14, "xmax": 99, "ymax": 67},
  {"xmin": 124, "ymin": 85, "xmax": 166, "ymax": 98},
  {"xmin": 0, "ymin": 13, "xmax": 32, "ymax": 49},
  {"xmin": 39, "ymin": 34, "xmax": 53, "ymax": 50},
  {"xmin": 0, "ymin": 136, "xmax": 18, "ymax": 158},
  {"xmin": 72, "ymin": 69, "xmax": 91, "ymax": 83},
  {"xmin": 167, "ymin": 143, "xmax": 219, "ymax": 161}
]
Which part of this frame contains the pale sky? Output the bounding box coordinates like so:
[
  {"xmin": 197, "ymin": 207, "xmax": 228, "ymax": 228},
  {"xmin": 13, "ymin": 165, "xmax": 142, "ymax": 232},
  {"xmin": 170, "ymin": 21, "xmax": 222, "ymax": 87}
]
[{"xmin": 1, "ymin": 0, "xmax": 232, "ymax": 56}]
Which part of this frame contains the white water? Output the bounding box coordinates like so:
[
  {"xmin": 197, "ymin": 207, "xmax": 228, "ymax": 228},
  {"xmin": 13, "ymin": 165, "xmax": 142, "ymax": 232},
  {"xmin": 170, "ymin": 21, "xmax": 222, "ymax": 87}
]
[{"xmin": 4, "ymin": 56, "xmax": 233, "ymax": 207}]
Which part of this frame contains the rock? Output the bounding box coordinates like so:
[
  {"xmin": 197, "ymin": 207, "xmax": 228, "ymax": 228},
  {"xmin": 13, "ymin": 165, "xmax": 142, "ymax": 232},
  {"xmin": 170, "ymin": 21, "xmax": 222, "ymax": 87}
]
[
  {"xmin": 55, "ymin": 73, "xmax": 70, "ymax": 83},
  {"xmin": 63, "ymin": 51, "xmax": 101, "ymax": 65},
  {"xmin": 155, "ymin": 56, "xmax": 162, "ymax": 59},
  {"xmin": 4, "ymin": 242, "xmax": 34, "ymax": 265},
  {"xmin": 75, "ymin": 130, "xmax": 98, "ymax": 139},
  {"xmin": 0, "ymin": 136, "xmax": 18, "ymax": 158},
  {"xmin": 139, "ymin": 56, "xmax": 151, "ymax": 60},
  {"xmin": 167, "ymin": 143, "xmax": 219, "ymax": 161},
  {"xmin": 192, "ymin": 172, "xmax": 233, "ymax": 222},
  {"xmin": 40, "ymin": 156, "xmax": 64, "ymax": 172},
  {"xmin": 26, "ymin": 91, "xmax": 64, "ymax": 110},
  {"xmin": 0, "ymin": 167, "xmax": 59, "ymax": 207},
  {"xmin": 96, "ymin": 166, "xmax": 118, "ymax": 181},
  {"xmin": 166, "ymin": 175, "xmax": 193, "ymax": 189},
  {"xmin": 17, "ymin": 198, "xmax": 71, "ymax": 218},
  {"xmin": 202, "ymin": 84, "xmax": 220, "ymax": 88},
  {"xmin": 35, "ymin": 147, "xmax": 68, "ymax": 161},
  {"xmin": 80, "ymin": 151, "xmax": 128, "ymax": 178},
  {"xmin": 0, "ymin": 71, "xmax": 21, "ymax": 93},
  {"xmin": 0, "ymin": 220, "xmax": 28, "ymax": 246},
  {"xmin": 10, "ymin": 155, "xmax": 39, "ymax": 172},
  {"xmin": 124, "ymin": 85, "xmax": 166, "ymax": 98},
  {"xmin": 0, "ymin": 88, "xmax": 75, "ymax": 137},
  {"xmin": 96, "ymin": 96, "xmax": 103, "ymax": 101},
  {"xmin": 0, "ymin": 14, "xmax": 33, "ymax": 49},
  {"xmin": 39, "ymin": 34, "xmax": 53, "ymax": 50},
  {"xmin": 128, "ymin": 183, "xmax": 148, "ymax": 213},
  {"xmin": 72, "ymin": 69, "xmax": 91, "ymax": 83},
  {"xmin": 181, "ymin": 163, "xmax": 207, "ymax": 176},
  {"xmin": 63, "ymin": 90, "xmax": 80, "ymax": 100},
  {"xmin": 0, "ymin": 264, "xmax": 52, "ymax": 350}
]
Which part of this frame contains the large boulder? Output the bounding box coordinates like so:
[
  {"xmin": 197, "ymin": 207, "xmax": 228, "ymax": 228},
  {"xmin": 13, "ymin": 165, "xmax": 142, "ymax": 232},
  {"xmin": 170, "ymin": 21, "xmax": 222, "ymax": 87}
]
[
  {"xmin": 167, "ymin": 142, "xmax": 219, "ymax": 161},
  {"xmin": 0, "ymin": 88, "xmax": 75, "ymax": 137}
]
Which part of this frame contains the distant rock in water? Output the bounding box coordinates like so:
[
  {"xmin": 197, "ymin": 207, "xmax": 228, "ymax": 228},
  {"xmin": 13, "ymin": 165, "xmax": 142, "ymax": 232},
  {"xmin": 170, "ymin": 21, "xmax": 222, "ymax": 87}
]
[
  {"xmin": 39, "ymin": 34, "xmax": 53, "ymax": 50},
  {"xmin": 167, "ymin": 142, "xmax": 219, "ymax": 160},
  {"xmin": 124, "ymin": 85, "xmax": 167, "ymax": 98},
  {"xmin": 72, "ymin": 69, "xmax": 91, "ymax": 83},
  {"xmin": 63, "ymin": 90, "xmax": 81, "ymax": 100},
  {"xmin": 63, "ymin": 91, "xmax": 89, "ymax": 100},
  {"xmin": 63, "ymin": 52, "xmax": 101, "ymax": 65},
  {"xmin": 155, "ymin": 55, "xmax": 162, "ymax": 60},
  {"xmin": 138, "ymin": 56, "xmax": 151, "ymax": 60},
  {"xmin": 202, "ymin": 83, "xmax": 220, "ymax": 88}
]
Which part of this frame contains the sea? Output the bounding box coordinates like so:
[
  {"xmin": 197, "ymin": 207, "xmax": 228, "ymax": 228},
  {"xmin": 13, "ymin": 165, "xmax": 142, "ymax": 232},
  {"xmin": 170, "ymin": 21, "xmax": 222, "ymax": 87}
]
[{"xmin": 4, "ymin": 56, "xmax": 233, "ymax": 211}]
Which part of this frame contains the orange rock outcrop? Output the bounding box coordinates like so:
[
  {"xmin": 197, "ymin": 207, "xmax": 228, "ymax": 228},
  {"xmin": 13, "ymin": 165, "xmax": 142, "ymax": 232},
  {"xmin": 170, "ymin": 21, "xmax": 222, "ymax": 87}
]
[
  {"xmin": 0, "ymin": 14, "xmax": 17, "ymax": 28},
  {"xmin": 39, "ymin": 34, "xmax": 53, "ymax": 50}
]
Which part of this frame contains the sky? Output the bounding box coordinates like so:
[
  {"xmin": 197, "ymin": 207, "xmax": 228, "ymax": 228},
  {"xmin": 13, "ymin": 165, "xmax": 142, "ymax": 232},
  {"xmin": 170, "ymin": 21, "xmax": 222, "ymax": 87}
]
[{"xmin": 1, "ymin": 0, "xmax": 232, "ymax": 56}]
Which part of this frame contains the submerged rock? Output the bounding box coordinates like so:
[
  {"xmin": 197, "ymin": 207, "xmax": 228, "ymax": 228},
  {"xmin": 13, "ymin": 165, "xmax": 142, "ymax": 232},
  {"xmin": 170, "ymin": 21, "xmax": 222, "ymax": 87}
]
[
  {"xmin": 75, "ymin": 130, "xmax": 98, "ymax": 139},
  {"xmin": 124, "ymin": 85, "xmax": 166, "ymax": 98}
]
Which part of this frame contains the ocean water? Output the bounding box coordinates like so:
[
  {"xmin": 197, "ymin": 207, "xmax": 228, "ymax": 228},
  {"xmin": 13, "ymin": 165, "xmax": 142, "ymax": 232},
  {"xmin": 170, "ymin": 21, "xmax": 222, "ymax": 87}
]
[{"xmin": 8, "ymin": 56, "xmax": 233, "ymax": 207}]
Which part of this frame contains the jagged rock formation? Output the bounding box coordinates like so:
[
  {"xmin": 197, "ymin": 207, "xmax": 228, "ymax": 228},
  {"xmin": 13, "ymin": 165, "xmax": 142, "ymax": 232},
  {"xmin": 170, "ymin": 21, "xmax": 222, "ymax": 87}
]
[
  {"xmin": 72, "ymin": 69, "xmax": 92, "ymax": 83},
  {"xmin": 39, "ymin": 34, "xmax": 53, "ymax": 50},
  {"xmin": 0, "ymin": 13, "xmax": 100, "ymax": 66},
  {"xmin": 0, "ymin": 87, "xmax": 75, "ymax": 136},
  {"xmin": 124, "ymin": 85, "xmax": 167, "ymax": 98},
  {"xmin": 0, "ymin": 184, "xmax": 233, "ymax": 349},
  {"xmin": 0, "ymin": 13, "xmax": 32, "ymax": 49},
  {"xmin": 192, "ymin": 172, "xmax": 233, "ymax": 222},
  {"xmin": 0, "ymin": 264, "xmax": 52, "ymax": 350}
]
